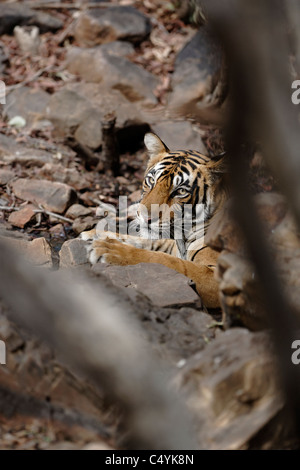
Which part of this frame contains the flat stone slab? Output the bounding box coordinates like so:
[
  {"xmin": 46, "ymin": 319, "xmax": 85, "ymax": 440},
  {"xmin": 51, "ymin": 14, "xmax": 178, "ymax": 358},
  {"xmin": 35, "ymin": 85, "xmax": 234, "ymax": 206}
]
[
  {"xmin": 11, "ymin": 178, "xmax": 77, "ymax": 214},
  {"xmin": 92, "ymin": 262, "xmax": 201, "ymax": 308}
]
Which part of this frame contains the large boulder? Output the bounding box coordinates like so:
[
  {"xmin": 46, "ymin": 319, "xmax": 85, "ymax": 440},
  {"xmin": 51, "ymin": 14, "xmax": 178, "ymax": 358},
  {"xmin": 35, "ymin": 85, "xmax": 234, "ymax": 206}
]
[
  {"xmin": 46, "ymin": 83, "xmax": 151, "ymax": 149},
  {"xmin": 66, "ymin": 46, "xmax": 158, "ymax": 105},
  {"xmin": 168, "ymin": 27, "xmax": 225, "ymax": 114},
  {"xmin": 151, "ymin": 120, "xmax": 207, "ymax": 154},
  {"xmin": 177, "ymin": 328, "xmax": 283, "ymax": 449}
]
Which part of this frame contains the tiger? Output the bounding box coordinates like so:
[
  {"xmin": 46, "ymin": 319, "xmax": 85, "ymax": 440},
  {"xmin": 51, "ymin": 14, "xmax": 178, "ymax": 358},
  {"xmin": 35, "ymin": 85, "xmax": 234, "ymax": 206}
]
[{"xmin": 81, "ymin": 133, "xmax": 228, "ymax": 308}]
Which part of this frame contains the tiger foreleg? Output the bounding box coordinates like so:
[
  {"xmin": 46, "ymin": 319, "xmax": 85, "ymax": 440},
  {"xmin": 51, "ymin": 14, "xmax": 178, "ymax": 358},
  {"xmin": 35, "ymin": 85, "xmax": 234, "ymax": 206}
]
[{"xmin": 91, "ymin": 238, "xmax": 219, "ymax": 308}]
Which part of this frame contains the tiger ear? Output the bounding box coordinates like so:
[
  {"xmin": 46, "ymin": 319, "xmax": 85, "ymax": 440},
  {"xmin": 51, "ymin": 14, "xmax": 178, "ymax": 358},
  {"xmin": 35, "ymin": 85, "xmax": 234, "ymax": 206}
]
[{"xmin": 144, "ymin": 133, "xmax": 169, "ymax": 159}]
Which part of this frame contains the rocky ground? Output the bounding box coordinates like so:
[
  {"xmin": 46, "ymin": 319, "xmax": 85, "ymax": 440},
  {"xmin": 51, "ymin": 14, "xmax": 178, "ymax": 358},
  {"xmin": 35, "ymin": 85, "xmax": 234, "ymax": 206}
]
[{"xmin": 0, "ymin": 0, "xmax": 298, "ymax": 450}]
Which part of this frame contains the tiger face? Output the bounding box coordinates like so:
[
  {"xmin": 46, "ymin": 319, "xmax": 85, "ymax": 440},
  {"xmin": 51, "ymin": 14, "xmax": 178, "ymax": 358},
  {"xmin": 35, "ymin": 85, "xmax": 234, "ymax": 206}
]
[{"xmin": 136, "ymin": 133, "xmax": 226, "ymax": 241}]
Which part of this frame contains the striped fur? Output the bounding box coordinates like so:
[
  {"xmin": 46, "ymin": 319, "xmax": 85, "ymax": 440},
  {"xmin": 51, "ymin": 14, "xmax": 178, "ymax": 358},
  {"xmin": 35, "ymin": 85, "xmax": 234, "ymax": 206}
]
[{"xmin": 83, "ymin": 133, "xmax": 228, "ymax": 308}]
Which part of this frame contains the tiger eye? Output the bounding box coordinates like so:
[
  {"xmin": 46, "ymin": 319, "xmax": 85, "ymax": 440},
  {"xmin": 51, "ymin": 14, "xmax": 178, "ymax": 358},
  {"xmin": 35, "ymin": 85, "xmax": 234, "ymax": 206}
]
[
  {"xmin": 177, "ymin": 188, "xmax": 188, "ymax": 196},
  {"xmin": 147, "ymin": 176, "xmax": 155, "ymax": 186}
]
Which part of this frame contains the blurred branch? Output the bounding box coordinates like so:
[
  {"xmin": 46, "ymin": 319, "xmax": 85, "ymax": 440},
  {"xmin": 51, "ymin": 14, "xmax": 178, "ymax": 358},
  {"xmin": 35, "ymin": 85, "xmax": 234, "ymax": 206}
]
[
  {"xmin": 0, "ymin": 240, "xmax": 196, "ymax": 450},
  {"xmin": 286, "ymin": 0, "xmax": 300, "ymax": 76},
  {"xmin": 197, "ymin": 0, "xmax": 300, "ymax": 432}
]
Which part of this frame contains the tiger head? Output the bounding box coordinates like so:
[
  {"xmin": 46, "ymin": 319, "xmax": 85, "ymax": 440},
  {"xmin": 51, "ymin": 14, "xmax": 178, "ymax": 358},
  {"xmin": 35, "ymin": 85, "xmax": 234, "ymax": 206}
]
[{"xmin": 136, "ymin": 133, "xmax": 227, "ymax": 241}]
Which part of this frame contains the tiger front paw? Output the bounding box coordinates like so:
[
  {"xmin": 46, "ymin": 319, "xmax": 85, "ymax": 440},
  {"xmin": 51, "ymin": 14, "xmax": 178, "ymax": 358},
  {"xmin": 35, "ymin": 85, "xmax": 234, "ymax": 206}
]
[{"xmin": 89, "ymin": 238, "xmax": 141, "ymax": 266}]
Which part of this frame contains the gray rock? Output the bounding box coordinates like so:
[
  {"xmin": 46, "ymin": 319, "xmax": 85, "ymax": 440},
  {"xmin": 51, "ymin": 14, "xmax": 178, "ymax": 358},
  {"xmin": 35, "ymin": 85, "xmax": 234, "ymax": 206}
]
[
  {"xmin": 0, "ymin": 236, "xmax": 53, "ymax": 267},
  {"xmin": 99, "ymin": 40, "xmax": 135, "ymax": 57},
  {"xmin": 28, "ymin": 11, "xmax": 63, "ymax": 33},
  {"xmin": 168, "ymin": 27, "xmax": 225, "ymax": 112},
  {"xmin": 0, "ymin": 4, "xmax": 62, "ymax": 35},
  {"xmin": 65, "ymin": 204, "xmax": 94, "ymax": 220},
  {"xmin": 0, "ymin": 4, "xmax": 33, "ymax": 35},
  {"xmin": 11, "ymin": 178, "xmax": 77, "ymax": 214},
  {"xmin": 36, "ymin": 163, "xmax": 93, "ymax": 191},
  {"xmin": 151, "ymin": 121, "xmax": 207, "ymax": 154},
  {"xmin": 72, "ymin": 216, "xmax": 95, "ymax": 235},
  {"xmin": 74, "ymin": 6, "xmax": 151, "ymax": 47},
  {"xmin": 47, "ymin": 84, "xmax": 150, "ymax": 149},
  {"xmin": 60, "ymin": 239, "xmax": 89, "ymax": 268},
  {"xmin": 3, "ymin": 86, "xmax": 50, "ymax": 127},
  {"xmin": 8, "ymin": 205, "xmax": 36, "ymax": 229},
  {"xmin": 66, "ymin": 46, "xmax": 158, "ymax": 105},
  {"xmin": 92, "ymin": 262, "xmax": 201, "ymax": 308},
  {"xmin": 136, "ymin": 306, "xmax": 217, "ymax": 363},
  {"xmin": 0, "ymin": 133, "xmax": 54, "ymax": 167},
  {"xmin": 177, "ymin": 328, "xmax": 282, "ymax": 449},
  {"xmin": 0, "ymin": 169, "xmax": 14, "ymax": 186},
  {"xmin": 46, "ymin": 88, "xmax": 103, "ymax": 149}
]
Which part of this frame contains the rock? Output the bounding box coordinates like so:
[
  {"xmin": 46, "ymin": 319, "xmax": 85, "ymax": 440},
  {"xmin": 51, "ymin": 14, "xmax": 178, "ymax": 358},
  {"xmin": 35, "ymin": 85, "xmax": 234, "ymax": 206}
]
[
  {"xmin": 60, "ymin": 239, "xmax": 89, "ymax": 268},
  {"xmin": 81, "ymin": 265, "xmax": 218, "ymax": 364},
  {"xmin": 3, "ymin": 86, "xmax": 50, "ymax": 127},
  {"xmin": 66, "ymin": 82, "xmax": 148, "ymax": 129},
  {"xmin": 217, "ymin": 252, "xmax": 264, "ymax": 330},
  {"xmin": 27, "ymin": 11, "xmax": 63, "ymax": 33},
  {"xmin": 73, "ymin": 6, "xmax": 151, "ymax": 47},
  {"xmin": 66, "ymin": 47, "xmax": 158, "ymax": 105},
  {"xmin": 168, "ymin": 28, "xmax": 224, "ymax": 113},
  {"xmin": 82, "ymin": 442, "xmax": 114, "ymax": 451},
  {"xmin": 0, "ymin": 4, "xmax": 33, "ymax": 35},
  {"xmin": 151, "ymin": 121, "xmax": 207, "ymax": 154},
  {"xmin": 49, "ymin": 223, "xmax": 65, "ymax": 238},
  {"xmin": 47, "ymin": 84, "xmax": 150, "ymax": 149},
  {"xmin": 72, "ymin": 216, "xmax": 95, "ymax": 235},
  {"xmin": 36, "ymin": 163, "xmax": 92, "ymax": 191},
  {"xmin": 177, "ymin": 328, "xmax": 283, "ymax": 449},
  {"xmin": 0, "ymin": 305, "xmax": 110, "ymax": 444},
  {"xmin": 0, "ymin": 133, "xmax": 53, "ymax": 167},
  {"xmin": 8, "ymin": 205, "xmax": 36, "ymax": 229},
  {"xmin": 2, "ymin": 237, "xmax": 52, "ymax": 267},
  {"xmin": 98, "ymin": 40, "xmax": 134, "ymax": 57},
  {"xmin": 0, "ymin": 223, "xmax": 31, "ymax": 242},
  {"xmin": 0, "ymin": 169, "xmax": 14, "ymax": 185},
  {"xmin": 136, "ymin": 306, "xmax": 218, "ymax": 363},
  {"xmin": 11, "ymin": 179, "xmax": 77, "ymax": 214},
  {"xmin": 46, "ymin": 88, "xmax": 103, "ymax": 149},
  {"xmin": 65, "ymin": 204, "xmax": 94, "ymax": 220},
  {"xmin": 0, "ymin": 4, "xmax": 62, "ymax": 35},
  {"xmin": 92, "ymin": 263, "xmax": 201, "ymax": 308}
]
